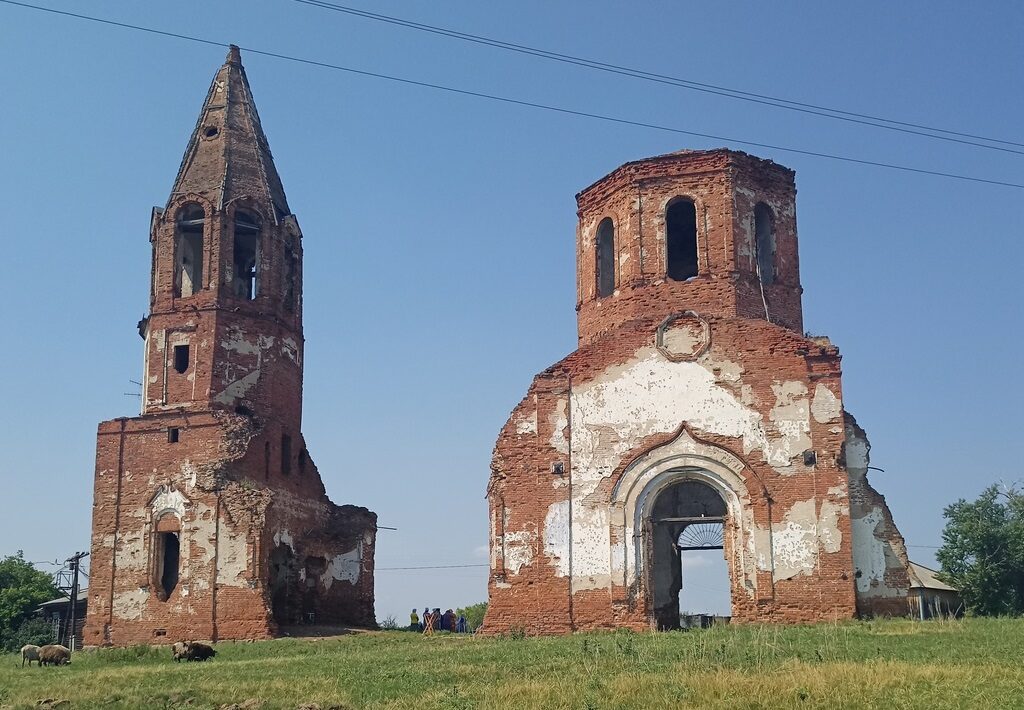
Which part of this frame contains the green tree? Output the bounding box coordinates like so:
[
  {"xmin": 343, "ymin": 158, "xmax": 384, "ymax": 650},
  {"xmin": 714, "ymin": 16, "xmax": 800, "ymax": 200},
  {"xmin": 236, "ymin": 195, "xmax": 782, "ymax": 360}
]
[
  {"xmin": 456, "ymin": 602, "xmax": 487, "ymax": 631},
  {"xmin": 937, "ymin": 485, "xmax": 1024, "ymax": 616},
  {"xmin": 0, "ymin": 552, "xmax": 59, "ymax": 651}
]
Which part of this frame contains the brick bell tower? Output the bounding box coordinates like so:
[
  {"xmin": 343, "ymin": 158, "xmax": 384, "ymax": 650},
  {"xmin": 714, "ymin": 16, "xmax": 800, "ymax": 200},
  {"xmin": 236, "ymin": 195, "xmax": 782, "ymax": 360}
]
[
  {"xmin": 84, "ymin": 47, "xmax": 377, "ymax": 647},
  {"xmin": 484, "ymin": 148, "xmax": 912, "ymax": 634},
  {"xmin": 575, "ymin": 149, "xmax": 804, "ymax": 343}
]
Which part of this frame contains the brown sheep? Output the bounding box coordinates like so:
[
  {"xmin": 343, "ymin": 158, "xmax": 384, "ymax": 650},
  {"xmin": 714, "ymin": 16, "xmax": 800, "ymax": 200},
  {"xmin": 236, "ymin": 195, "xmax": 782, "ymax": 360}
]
[
  {"xmin": 38, "ymin": 645, "xmax": 71, "ymax": 666},
  {"xmin": 21, "ymin": 644, "xmax": 40, "ymax": 667},
  {"xmin": 172, "ymin": 641, "xmax": 216, "ymax": 662}
]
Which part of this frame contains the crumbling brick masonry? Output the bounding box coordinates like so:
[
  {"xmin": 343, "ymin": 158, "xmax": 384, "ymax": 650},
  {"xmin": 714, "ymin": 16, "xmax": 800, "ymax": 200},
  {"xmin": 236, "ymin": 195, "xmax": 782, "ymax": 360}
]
[
  {"xmin": 83, "ymin": 47, "xmax": 376, "ymax": 647},
  {"xmin": 485, "ymin": 149, "xmax": 912, "ymax": 633}
]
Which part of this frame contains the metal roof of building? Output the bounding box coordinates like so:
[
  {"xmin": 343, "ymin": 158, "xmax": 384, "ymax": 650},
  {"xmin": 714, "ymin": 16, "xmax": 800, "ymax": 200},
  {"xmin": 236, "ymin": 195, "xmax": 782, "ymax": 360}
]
[{"xmin": 908, "ymin": 562, "xmax": 958, "ymax": 592}]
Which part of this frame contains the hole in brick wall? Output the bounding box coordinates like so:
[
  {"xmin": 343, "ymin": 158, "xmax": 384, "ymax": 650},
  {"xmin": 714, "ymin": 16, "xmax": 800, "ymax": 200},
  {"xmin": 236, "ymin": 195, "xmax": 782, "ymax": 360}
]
[
  {"xmin": 304, "ymin": 555, "xmax": 326, "ymax": 588},
  {"xmin": 754, "ymin": 202, "xmax": 776, "ymax": 284},
  {"xmin": 270, "ymin": 545, "xmax": 299, "ymax": 624},
  {"xmin": 154, "ymin": 628, "xmax": 167, "ymax": 637},
  {"xmin": 173, "ymin": 344, "xmax": 189, "ymax": 374},
  {"xmin": 666, "ymin": 198, "xmax": 698, "ymax": 281},
  {"xmin": 264, "ymin": 440, "xmax": 271, "ymax": 480},
  {"xmin": 595, "ymin": 217, "xmax": 615, "ymax": 298},
  {"xmin": 167, "ymin": 428, "xmax": 180, "ymax": 443},
  {"xmin": 203, "ymin": 126, "xmax": 219, "ymax": 138},
  {"xmin": 298, "ymin": 449, "xmax": 307, "ymax": 475},
  {"xmin": 281, "ymin": 434, "xmax": 292, "ymax": 475}
]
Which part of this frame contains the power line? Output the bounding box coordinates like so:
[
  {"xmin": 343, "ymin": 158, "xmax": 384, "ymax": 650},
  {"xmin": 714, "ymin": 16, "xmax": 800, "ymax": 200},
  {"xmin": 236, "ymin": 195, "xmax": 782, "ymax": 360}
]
[
  {"xmin": 376, "ymin": 565, "xmax": 487, "ymax": 569},
  {"xmin": 293, "ymin": 0, "xmax": 1024, "ymax": 156},
  {"xmin": 2, "ymin": 0, "xmax": 1023, "ymax": 190}
]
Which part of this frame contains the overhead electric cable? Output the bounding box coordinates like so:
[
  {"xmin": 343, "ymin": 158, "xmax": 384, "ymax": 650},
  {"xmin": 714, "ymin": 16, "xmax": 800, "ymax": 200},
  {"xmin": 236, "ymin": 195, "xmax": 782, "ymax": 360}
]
[
  {"xmin": 376, "ymin": 564, "xmax": 489, "ymax": 571},
  {"xmin": 2, "ymin": 0, "xmax": 1023, "ymax": 190},
  {"xmin": 292, "ymin": 0, "xmax": 1024, "ymax": 155}
]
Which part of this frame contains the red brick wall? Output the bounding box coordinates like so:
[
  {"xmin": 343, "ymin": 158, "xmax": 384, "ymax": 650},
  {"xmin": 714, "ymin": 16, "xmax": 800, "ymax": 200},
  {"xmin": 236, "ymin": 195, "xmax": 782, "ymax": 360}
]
[{"xmin": 484, "ymin": 150, "xmax": 909, "ymax": 635}]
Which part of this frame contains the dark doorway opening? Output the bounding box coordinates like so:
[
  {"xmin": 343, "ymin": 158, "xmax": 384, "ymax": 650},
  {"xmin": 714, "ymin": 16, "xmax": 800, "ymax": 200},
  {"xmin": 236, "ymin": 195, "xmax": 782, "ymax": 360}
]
[
  {"xmin": 647, "ymin": 478, "xmax": 730, "ymax": 630},
  {"xmin": 270, "ymin": 545, "xmax": 299, "ymax": 625}
]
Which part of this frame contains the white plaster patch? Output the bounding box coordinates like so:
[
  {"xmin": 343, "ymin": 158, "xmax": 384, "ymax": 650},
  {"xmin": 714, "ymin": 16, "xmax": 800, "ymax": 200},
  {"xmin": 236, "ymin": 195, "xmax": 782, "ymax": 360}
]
[
  {"xmin": 214, "ymin": 369, "xmax": 260, "ymax": 405},
  {"xmin": 543, "ymin": 501, "xmax": 570, "ymax": 576},
  {"xmin": 851, "ymin": 507, "xmax": 889, "ymax": 594},
  {"xmin": 151, "ymin": 485, "xmax": 188, "ymax": 519},
  {"xmin": 516, "ymin": 410, "xmax": 538, "ymax": 436},
  {"xmin": 503, "ymin": 530, "xmax": 535, "ymax": 575},
  {"xmin": 216, "ymin": 527, "xmax": 249, "ymax": 587},
  {"xmin": 767, "ymin": 381, "xmax": 811, "ymax": 468},
  {"xmin": 811, "ymin": 383, "xmax": 842, "ymax": 424},
  {"xmin": 115, "ymin": 532, "xmax": 146, "ymax": 573},
  {"xmin": 112, "ymin": 588, "xmax": 149, "ymax": 620},
  {"xmin": 273, "ymin": 529, "xmax": 294, "ymax": 549},
  {"xmin": 549, "ymin": 398, "xmax": 569, "ymax": 455},
  {"xmin": 322, "ymin": 544, "xmax": 362, "ymax": 588}
]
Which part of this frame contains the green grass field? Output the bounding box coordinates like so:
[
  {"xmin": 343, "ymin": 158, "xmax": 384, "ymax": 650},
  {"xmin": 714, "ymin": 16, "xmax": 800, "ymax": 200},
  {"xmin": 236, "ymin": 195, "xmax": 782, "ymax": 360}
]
[{"xmin": 2, "ymin": 618, "xmax": 1023, "ymax": 709}]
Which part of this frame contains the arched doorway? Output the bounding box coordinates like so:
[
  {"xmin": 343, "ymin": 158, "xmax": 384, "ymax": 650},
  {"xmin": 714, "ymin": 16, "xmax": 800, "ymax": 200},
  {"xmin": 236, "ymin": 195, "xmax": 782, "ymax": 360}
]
[{"xmin": 646, "ymin": 477, "xmax": 730, "ymax": 629}]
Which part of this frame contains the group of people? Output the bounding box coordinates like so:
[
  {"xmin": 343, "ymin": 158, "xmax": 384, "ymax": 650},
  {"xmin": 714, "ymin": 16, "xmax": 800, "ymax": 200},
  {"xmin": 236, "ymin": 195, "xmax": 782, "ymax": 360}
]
[{"xmin": 410, "ymin": 607, "xmax": 468, "ymax": 634}]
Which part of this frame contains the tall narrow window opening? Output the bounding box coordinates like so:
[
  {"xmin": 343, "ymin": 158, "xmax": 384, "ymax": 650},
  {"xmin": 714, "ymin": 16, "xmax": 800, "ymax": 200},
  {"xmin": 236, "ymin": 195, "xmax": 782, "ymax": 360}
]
[
  {"xmin": 281, "ymin": 434, "xmax": 292, "ymax": 475},
  {"xmin": 153, "ymin": 514, "xmax": 182, "ymax": 601},
  {"xmin": 233, "ymin": 210, "xmax": 261, "ymax": 300},
  {"xmin": 174, "ymin": 205, "xmax": 205, "ymax": 297},
  {"xmin": 595, "ymin": 218, "xmax": 615, "ymax": 298},
  {"xmin": 159, "ymin": 532, "xmax": 180, "ymax": 598},
  {"xmin": 754, "ymin": 202, "xmax": 776, "ymax": 284},
  {"xmin": 173, "ymin": 344, "xmax": 190, "ymax": 374},
  {"xmin": 666, "ymin": 199, "xmax": 698, "ymax": 281}
]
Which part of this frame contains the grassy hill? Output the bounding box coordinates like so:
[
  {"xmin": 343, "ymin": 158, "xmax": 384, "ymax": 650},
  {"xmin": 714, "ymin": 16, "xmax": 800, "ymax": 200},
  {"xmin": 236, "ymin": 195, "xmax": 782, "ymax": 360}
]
[{"xmin": 2, "ymin": 618, "xmax": 1022, "ymax": 709}]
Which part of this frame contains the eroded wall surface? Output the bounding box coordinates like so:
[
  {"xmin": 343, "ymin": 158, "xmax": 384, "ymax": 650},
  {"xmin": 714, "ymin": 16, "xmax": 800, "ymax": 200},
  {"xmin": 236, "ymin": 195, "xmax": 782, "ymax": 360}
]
[
  {"xmin": 84, "ymin": 409, "xmax": 376, "ymax": 646},
  {"xmin": 486, "ymin": 316, "xmax": 868, "ymax": 633},
  {"xmin": 485, "ymin": 149, "xmax": 911, "ymax": 634}
]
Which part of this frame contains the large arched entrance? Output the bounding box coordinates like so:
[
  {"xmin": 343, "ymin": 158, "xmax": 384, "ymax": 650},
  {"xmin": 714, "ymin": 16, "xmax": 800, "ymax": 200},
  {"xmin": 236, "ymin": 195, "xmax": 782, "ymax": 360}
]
[{"xmin": 646, "ymin": 477, "xmax": 730, "ymax": 630}]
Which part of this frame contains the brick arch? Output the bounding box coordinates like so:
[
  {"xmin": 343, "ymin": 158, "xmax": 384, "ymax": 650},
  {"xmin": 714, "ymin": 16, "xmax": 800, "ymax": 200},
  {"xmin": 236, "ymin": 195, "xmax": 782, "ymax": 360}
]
[{"xmin": 607, "ymin": 426, "xmax": 763, "ymax": 602}]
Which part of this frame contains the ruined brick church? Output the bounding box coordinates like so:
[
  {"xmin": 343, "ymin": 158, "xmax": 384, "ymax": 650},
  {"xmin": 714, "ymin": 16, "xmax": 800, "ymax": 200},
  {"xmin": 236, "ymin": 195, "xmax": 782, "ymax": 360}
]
[
  {"xmin": 485, "ymin": 149, "xmax": 913, "ymax": 632},
  {"xmin": 84, "ymin": 47, "xmax": 376, "ymax": 646}
]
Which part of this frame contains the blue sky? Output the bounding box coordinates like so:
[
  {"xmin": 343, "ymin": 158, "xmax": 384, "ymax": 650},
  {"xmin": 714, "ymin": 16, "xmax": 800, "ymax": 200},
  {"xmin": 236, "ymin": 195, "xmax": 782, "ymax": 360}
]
[{"xmin": 0, "ymin": 1, "xmax": 1021, "ymax": 622}]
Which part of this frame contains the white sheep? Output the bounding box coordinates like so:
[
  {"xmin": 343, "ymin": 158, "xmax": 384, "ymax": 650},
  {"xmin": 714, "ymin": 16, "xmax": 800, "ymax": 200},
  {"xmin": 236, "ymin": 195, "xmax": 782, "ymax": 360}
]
[{"xmin": 21, "ymin": 644, "xmax": 41, "ymax": 668}]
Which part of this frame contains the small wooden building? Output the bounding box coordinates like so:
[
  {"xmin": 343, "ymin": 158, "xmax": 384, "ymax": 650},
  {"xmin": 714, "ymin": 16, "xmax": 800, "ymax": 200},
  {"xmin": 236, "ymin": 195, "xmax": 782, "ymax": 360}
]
[{"xmin": 908, "ymin": 562, "xmax": 962, "ymax": 620}]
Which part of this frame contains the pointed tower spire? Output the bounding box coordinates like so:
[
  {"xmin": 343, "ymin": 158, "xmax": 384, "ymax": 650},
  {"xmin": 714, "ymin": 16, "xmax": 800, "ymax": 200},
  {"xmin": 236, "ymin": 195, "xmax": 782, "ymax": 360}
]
[{"xmin": 168, "ymin": 45, "xmax": 289, "ymax": 220}]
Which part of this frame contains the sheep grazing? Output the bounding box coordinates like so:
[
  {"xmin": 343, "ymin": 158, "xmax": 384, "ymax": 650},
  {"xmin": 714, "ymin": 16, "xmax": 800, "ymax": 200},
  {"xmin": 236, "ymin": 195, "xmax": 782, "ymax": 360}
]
[
  {"xmin": 21, "ymin": 644, "xmax": 41, "ymax": 668},
  {"xmin": 37, "ymin": 645, "xmax": 71, "ymax": 666},
  {"xmin": 171, "ymin": 641, "xmax": 216, "ymax": 662}
]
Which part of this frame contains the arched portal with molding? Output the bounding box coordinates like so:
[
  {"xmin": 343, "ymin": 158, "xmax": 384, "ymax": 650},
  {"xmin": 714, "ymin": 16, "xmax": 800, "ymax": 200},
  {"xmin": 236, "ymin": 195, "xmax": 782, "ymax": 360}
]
[{"xmin": 609, "ymin": 429, "xmax": 762, "ymax": 629}]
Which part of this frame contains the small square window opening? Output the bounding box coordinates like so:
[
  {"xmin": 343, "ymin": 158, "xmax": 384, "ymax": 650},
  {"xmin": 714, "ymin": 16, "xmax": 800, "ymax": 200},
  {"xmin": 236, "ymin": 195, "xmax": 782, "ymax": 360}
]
[{"xmin": 173, "ymin": 344, "xmax": 190, "ymax": 374}]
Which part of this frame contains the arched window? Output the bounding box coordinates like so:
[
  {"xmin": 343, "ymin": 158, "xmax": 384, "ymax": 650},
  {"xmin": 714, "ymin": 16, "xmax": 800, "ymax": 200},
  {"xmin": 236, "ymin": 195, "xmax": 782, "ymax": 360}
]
[
  {"xmin": 666, "ymin": 198, "xmax": 698, "ymax": 281},
  {"xmin": 153, "ymin": 513, "xmax": 181, "ymax": 601},
  {"xmin": 233, "ymin": 210, "xmax": 261, "ymax": 299},
  {"xmin": 754, "ymin": 202, "xmax": 776, "ymax": 284},
  {"xmin": 174, "ymin": 204, "xmax": 205, "ymax": 297},
  {"xmin": 595, "ymin": 217, "xmax": 615, "ymax": 298}
]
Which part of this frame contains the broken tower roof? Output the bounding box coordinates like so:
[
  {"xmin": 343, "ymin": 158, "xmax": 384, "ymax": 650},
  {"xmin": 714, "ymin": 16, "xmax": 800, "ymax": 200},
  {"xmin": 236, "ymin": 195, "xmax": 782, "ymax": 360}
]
[{"xmin": 167, "ymin": 45, "xmax": 289, "ymax": 220}]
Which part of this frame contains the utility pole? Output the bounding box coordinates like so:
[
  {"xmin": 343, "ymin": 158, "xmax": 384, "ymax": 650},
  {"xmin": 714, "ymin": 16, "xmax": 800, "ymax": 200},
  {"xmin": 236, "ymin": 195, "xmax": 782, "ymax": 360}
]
[{"xmin": 63, "ymin": 551, "xmax": 88, "ymax": 651}]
